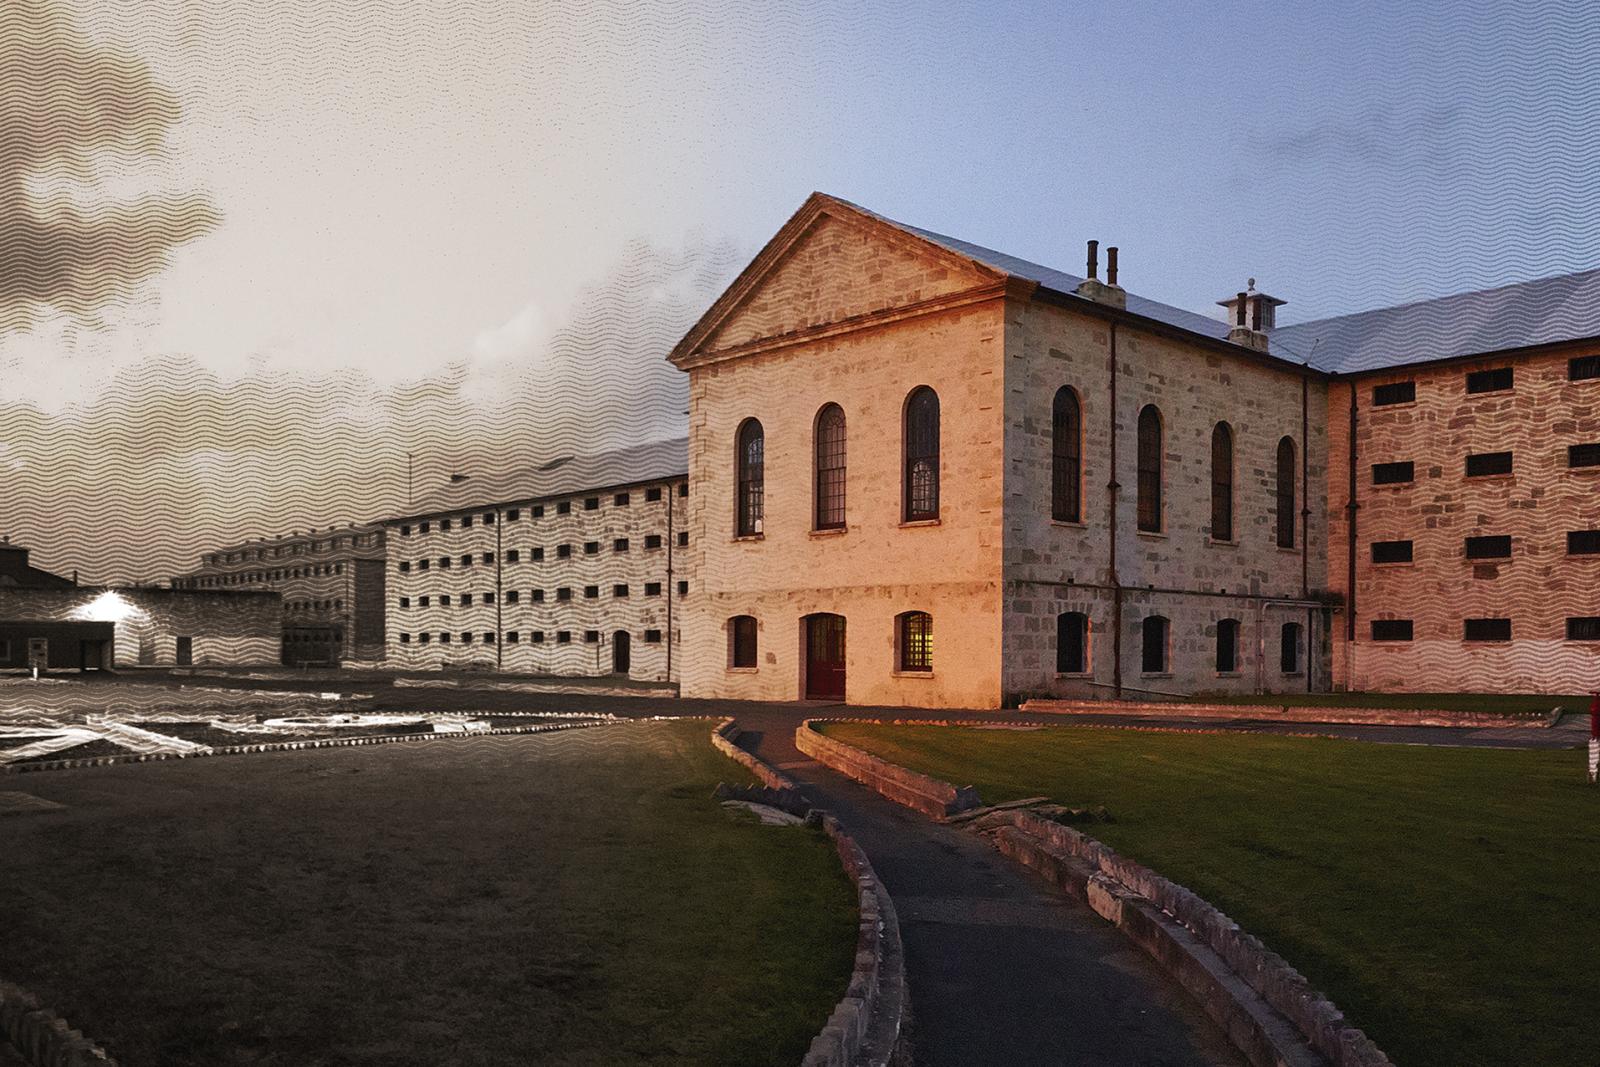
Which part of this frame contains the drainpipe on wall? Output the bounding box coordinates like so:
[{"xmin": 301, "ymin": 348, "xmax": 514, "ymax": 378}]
[{"xmin": 1107, "ymin": 321, "xmax": 1123, "ymax": 699}]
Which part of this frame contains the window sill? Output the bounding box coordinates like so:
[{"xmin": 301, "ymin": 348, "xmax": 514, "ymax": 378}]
[
  {"xmin": 731, "ymin": 534, "xmax": 765, "ymax": 543},
  {"xmin": 1277, "ymin": 545, "xmax": 1299, "ymax": 553},
  {"xmin": 1371, "ymin": 561, "xmax": 1414, "ymax": 568},
  {"xmin": 892, "ymin": 670, "xmax": 935, "ymax": 679},
  {"xmin": 1136, "ymin": 529, "xmax": 1167, "ymax": 540},
  {"xmin": 809, "ymin": 527, "xmax": 847, "ymax": 538},
  {"xmin": 1463, "ymin": 558, "xmax": 1511, "ymax": 565},
  {"xmin": 899, "ymin": 519, "xmax": 941, "ymax": 529},
  {"xmin": 1209, "ymin": 537, "xmax": 1238, "ymax": 548},
  {"xmin": 726, "ymin": 666, "xmax": 759, "ymax": 674},
  {"xmin": 1281, "ymin": 671, "xmax": 1305, "ymax": 677},
  {"xmin": 1054, "ymin": 672, "xmax": 1093, "ymax": 679},
  {"xmin": 1140, "ymin": 672, "xmax": 1173, "ymax": 679},
  {"xmin": 1216, "ymin": 671, "xmax": 1242, "ymax": 678},
  {"xmin": 1050, "ymin": 519, "xmax": 1087, "ymax": 530},
  {"xmin": 1463, "ymin": 474, "xmax": 1515, "ymax": 483}
]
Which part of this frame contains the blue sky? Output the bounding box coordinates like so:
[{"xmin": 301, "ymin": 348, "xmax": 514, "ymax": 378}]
[{"xmin": 1, "ymin": 0, "xmax": 1595, "ymax": 580}]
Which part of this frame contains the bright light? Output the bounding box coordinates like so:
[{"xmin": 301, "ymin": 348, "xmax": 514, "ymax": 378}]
[{"xmin": 69, "ymin": 591, "xmax": 146, "ymax": 623}]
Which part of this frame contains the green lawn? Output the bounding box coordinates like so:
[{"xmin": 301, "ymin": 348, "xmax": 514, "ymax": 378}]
[
  {"xmin": 1180, "ymin": 690, "xmax": 1585, "ymax": 715},
  {"xmin": 822, "ymin": 721, "xmax": 1600, "ymax": 1067},
  {"xmin": 1, "ymin": 720, "xmax": 856, "ymax": 1067}
]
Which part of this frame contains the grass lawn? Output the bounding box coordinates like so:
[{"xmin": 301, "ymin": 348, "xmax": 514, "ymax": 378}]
[
  {"xmin": 1180, "ymin": 690, "xmax": 1586, "ymax": 715},
  {"xmin": 822, "ymin": 721, "xmax": 1600, "ymax": 1067},
  {"xmin": 1, "ymin": 719, "xmax": 856, "ymax": 1067}
]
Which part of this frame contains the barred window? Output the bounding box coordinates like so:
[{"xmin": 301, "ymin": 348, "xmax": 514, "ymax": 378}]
[
  {"xmin": 1466, "ymin": 367, "xmax": 1513, "ymax": 394},
  {"xmin": 1372, "ymin": 461, "xmax": 1414, "ymax": 485},
  {"xmin": 1565, "ymin": 616, "xmax": 1600, "ymax": 641},
  {"xmin": 1466, "ymin": 451, "xmax": 1512, "ymax": 477},
  {"xmin": 814, "ymin": 403, "xmax": 847, "ymax": 530},
  {"xmin": 1137, "ymin": 405, "xmax": 1163, "ymax": 532},
  {"xmin": 1052, "ymin": 387, "xmax": 1082, "ymax": 523},
  {"xmin": 1464, "ymin": 535, "xmax": 1511, "ymax": 560},
  {"xmin": 903, "ymin": 387, "xmax": 940, "ymax": 522},
  {"xmin": 1371, "ymin": 619, "xmax": 1413, "ymax": 642},
  {"xmin": 1216, "ymin": 618, "xmax": 1241, "ymax": 673},
  {"xmin": 1567, "ymin": 530, "xmax": 1600, "ymax": 555},
  {"xmin": 1463, "ymin": 618, "xmax": 1511, "ymax": 642},
  {"xmin": 1569, "ymin": 443, "xmax": 1600, "ymax": 468},
  {"xmin": 1056, "ymin": 612, "xmax": 1088, "ymax": 674},
  {"xmin": 736, "ymin": 418, "xmax": 765, "ymax": 536},
  {"xmin": 898, "ymin": 611, "xmax": 933, "ymax": 672},
  {"xmin": 1568, "ymin": 356, "xmax": 1600, "ymax": 381},
  {"xmin": 1371, "ymin": 540, "xmax": 1414, "ymax": 563},
  {"xmin": 1373, "ymin": 381, "xmax": 1415, "ymax": 406},
  {"xmin": 1276, "ymin": 436, "xmax": 1297, "ymax": 549},
  {"xmin": 1280, "ymin": 622, "xmax": 1302, "ymax": 673},
  {"xmin": 1141, "ymin": 615, "xmax": 1169, "ymax": 672},
  {"xmin": 730, "ymin": 616, "xmax": 758, "ymax": 668}
]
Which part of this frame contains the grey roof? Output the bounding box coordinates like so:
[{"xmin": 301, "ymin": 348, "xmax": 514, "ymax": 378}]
[
  {"xmin": 1273, "ymin": 267, "xmax": 1600, "ymax": 374},
  {"xmin": 844, "ymin": 197, "xmax": 1600, "ymax": 377},
  {"xmin": 387, "ymin": 437, "xmax": 687, "ymax": 523}
]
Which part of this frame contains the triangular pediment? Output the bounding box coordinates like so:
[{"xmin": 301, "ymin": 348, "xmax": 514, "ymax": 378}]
[{"xmin": 670, "ymin": 194, "xmax": 1011, "ymax": 365}]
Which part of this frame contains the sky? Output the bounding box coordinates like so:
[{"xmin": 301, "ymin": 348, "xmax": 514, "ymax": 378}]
[{"xmin": 2, "ymin": 0, "xmax": 1597, "ymax": 582}]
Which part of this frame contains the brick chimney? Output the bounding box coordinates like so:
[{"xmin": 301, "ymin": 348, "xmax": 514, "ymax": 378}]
[
  {"xmin": 1217, "ymin": 280, "xmax": 1284, "ymax": 352},
  {"xmin": 1075, "ymin": 240, "xmax": 1127, "ymax": 309}
]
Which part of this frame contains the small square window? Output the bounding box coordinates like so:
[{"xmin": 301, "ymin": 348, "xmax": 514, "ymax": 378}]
[
  {"xmin": 1371, "ymin": 540, "xmax": 1413, "ymax": 564},
  {"xmin": 644, "ymin": 629, "xmax": 662, "ymax": 643},
  {"xmin": 557, "ymin": 544, "xmax": 571, "ymax": 559},
  {"xmin": 644, "ymin": 582, "xmax": 662, "ymax": 597},
  {"xmin": 507, "ymin": 549, "xmax": 520, "ymax": 563},
  {"xmin": 646, "ymin": 487, "xmax": 663, "ymax": 502},
  {"xmin": 614, "ymin": 538, "xmax": 629, "ymax": 552},
  {"xmin": 419, "ymin": 558, "xmax": 430, "ymax": 570},
  {"xmin": 557, "ymin": 501, "xmax": 571, "ymax": 515},
  {"xmin": 506, "ymin": 590, "xmax": 520, "ymax": 603},
  {"xmin": 441, "ymin": 594, "xmax": 451, "ymax": 606},
  {"xmin": 614, "ymin": 492, "xmax": 630, "ymax": 506},
  {"xmin": 532, "ymin": 505, "xmax": 545, "ymax": 518},
  {"xmin": 399, "ymin": 561, "xmax": 411, "ymax": 572},
  {"xmin": 1464, "ymin": 535, "xmax": 1511, "ymax": 559},
  {"xmin": 532, "ymin": 632, "xmax": 545, "ymax": 644},
  {"xmin": 419, "ymin": 632, "xmax": 431, "ymax": 644},
  {"xmin": 584, "ymin": 497, "xmax": 598, "ymax": 511},
  {"xmin": 678, "ymin": 482, "xmax": 688, "ymax": 498},
  {"xmin": 483, "ymin": 632, "xmax": 496, "ymax": 644},
  {"xmin": 677, "ymin": 531, "xmax": 688, "ymax": 547},
  {"xmin": 1463, "ymin": 618, "xmax": 1511, "ymax": 642},
  {"xmin": 439, "ymin": 556, "xmax": 452, "ymax": 569},
  {"xmin": 1567, "ymin": 530, "xmax": 1600, "ymax": 555},
  {"xmin": 507, "ymin": 631, "xmax": 520, "ymax": 643},
  {"xmin": 460, "ymin": 554, "xmax": 472, "ymax": 567},
  {"xmin": 1466, "ymin": 451, "xmax": 1513, "ymax": 477},
  {"xmin": 461, "ymin": 515, "xmax": 473, "ymax": 528},
  {"xmin": 1570, "ymin": 355, "xmax": 1600, "ymax": 381},
  {"xmin": 532, "ymin": 547, "xmax": 545, "ymax": 561},
  {"xmin": 419, "ymin": 521, "xmax": 431, "ymax": 534},
  {"xmin": 556, "ymin": 588, "xmax": 571, "ymax": 601},
  {"xmin": 584, "ymin": 630, "xmax": 600, "ymax": 643},
  {"xmin": 399, "ymin": 596, "xmax": 411, "ymax": 608},
  {"xmin": 1372, "ymin": 462, "xmax": 1414, "ymax": 485},
  {"xmin": 532, "ymin": 589, "xmax": 546, "ymax": 602},
  {"xmin": 1566, "ymin": 617, "xmax": 1600, "ymax": 641},
  {"xmin": 484, "ymin": 512, "xmax": 496, "ymax": 525},
  {"xmin": 677, "ymin": 580, "xmax": 688, "ymax": 595},
  {"xmin": 584, "ymin": 541, "xmax": 599, "ymax": 555},
  {"xmin": 1466, "ymin": 367, "xmax": 1513, "ymax": 394},
  {"xmin": 419, "ymin": 595, "xmax": 431, "ymax": 607},
  {"xmin": 1373, "ymin": 381, "xmax": 1416, "ymax": 406},
  {"xmin": 614, "ymin": 584, "xmax": 629, "ymax": 598},
  {"xmin": 460, "ymin": 632, "xmax": 473, "ymax": 644},
  {"xmin": 1569, "ymin": 443, "xmax": 1600, "ymax": 468},
  {"xmin": 441, "ymin": 519, "xmax": 452, "ymax": 531},
  {"xmin": 584, "ymin": 585, "xmax": 598, "ymax": 599},
  {"xmin": 440, "ymin": 632, "xmax": 452, "ymax": 644},
  {"xmin": 483, "ymin": 592, "xmax": 496, "ymax": 604},
  {"xmin": 399, "ymin": 633, "xmax": 412, "ymax": 644},
  {"xmin": 482, "ymin": 552, "xmax": 494, "ymax": 564},
  {"xmin": 556, "ymin": 631, "xmax": 571, "ymax": 643},
  {"xmin": 1370, "ymin": 619, "xmax": 1413, "ymax": 642},
  {"xmin": 400, "ymin": 525, "xmax": 411, "ymax": 537},
  {"xmin": 644, "ymin": 534, "xmax": 662, "ymax": 549},
  {"xmin": 507, "ymin": 509, "xmax": 520, "ymax": 522}
]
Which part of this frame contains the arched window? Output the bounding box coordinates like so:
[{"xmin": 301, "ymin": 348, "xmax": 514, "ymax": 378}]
[
  {"xmin": 1211, "ymin": 422, "xmax": 1234, "ymax": 541},
  {"xmin": 814, "ymin": 404, "xmax": 847, "ymax": 530},
  {"xmin": 903, "ymin": 387, "xmax": 940, "ymax": 522},
  {"xmin": 735, "ymin": 419, "xmax": 764, "ymax": 537},
  {"xmin": 729, "ymin": 615, "xmax": 758, "ymax": 668},
  {"xmin": 1057, "ymin": 611, "xmax": 1089, "ymax": 674},
  {"xmin": 1052, "ymin": 387, "xmax": 1083, "ymax": 522},
  {"xmin": 1137, "ymin": 405, "xmax": 1163, "ymax": 532},
  {"xmin": 1141, "ymin": 614, "xmax": 1169, "ymax": 673},
  {"xmin": 1280, "ymin": 621, "xmax": 1302, "ymax": 673},
  {"xmin": 1216, "ymin": 618, "xmax": 1241, "ymax": 673},
  {"xmin": 1276, "ymin": 436, "xmax": 1297, "ymax": 549},
  {"xmin": 898, "ymin": 611, "xmax": 933, "ymax": 672}
]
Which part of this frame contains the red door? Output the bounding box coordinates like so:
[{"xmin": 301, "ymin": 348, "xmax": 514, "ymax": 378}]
[{"xmin": 804, "ymin": 614, "xmax": 846, "ymax": 700}]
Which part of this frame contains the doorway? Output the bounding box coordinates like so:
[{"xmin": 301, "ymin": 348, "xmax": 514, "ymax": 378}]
[
  {"xmin": 611, "ymin": 630, "xmax": 630, "ymax": 675},
  {"xmin": 804, "ymin": 613, "xmax": 846, "ymax": 700}
]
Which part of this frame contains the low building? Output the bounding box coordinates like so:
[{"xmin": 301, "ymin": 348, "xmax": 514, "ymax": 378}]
[
  {"xmin": 1, "ymin": 542, "xmax": 281, "ymax": 669},
  {"xmin": 172, "ymin": 525, "xmax": 387, "ymax": 665},
  {"xmin": 380, "ymin": 439, "xmax": 689, "ymax": 681}
]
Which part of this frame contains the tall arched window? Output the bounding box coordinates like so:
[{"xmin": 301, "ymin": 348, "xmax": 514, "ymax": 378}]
[
  {"xmin": 1211, "ymin": 422, "xmax": 1234, "ymax": 541},
  {"xmin": 1057, "ymin": 611, "xmax": 1089, "ymax": 674},
  {"xmin": 1141, "ymin": 614, "xmax": 1169, "ymax": 673},
  {"xmin": 1276, "ymin": 436, "xmax": 1297, "ymax": 549},
  {"xmin": 898, "ymin": 611, "xmax": 933, "ymax": 672},
  {"xmin": 1052, "ymin": 387, "xmax": 1082, "ymax": 523},
  {"xmin": 1216, "ymin": 618, "xmax": 1241, "ymax": 673},
  {"xmin": 814, "ymin": 404, "xmax": 847, "ymax": 530},
  {"xmin": 904, "ymin": 387, "xmax": 940, "ymax": 522},
  {"xmin": 735, "ymin": 419, "xmax": 764, "ymax": 537},
  {"xmin": 1136, "ymin": 405, "xmax": 1163, "ymax": 532}
]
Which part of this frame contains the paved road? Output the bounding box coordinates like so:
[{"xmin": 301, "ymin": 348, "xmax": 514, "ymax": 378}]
[{"xmin": 730, "ymin": 706, "xmax": 1247, "ymax": 1067}]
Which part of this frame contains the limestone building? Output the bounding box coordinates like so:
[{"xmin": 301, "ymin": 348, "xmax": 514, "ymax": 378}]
[
  {"xmin": 380, "ymin": 439, "xmax": 688, "ymax": 681},
  {"xmin": 173, "ymin": 525, "xmax": 388, "ymax": 665},
  {"xmin": 669, "ymin": 194, "xmax": 1330, "ymax": 709}
]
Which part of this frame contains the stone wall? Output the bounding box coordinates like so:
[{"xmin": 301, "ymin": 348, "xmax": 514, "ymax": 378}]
[
  {"xmin": 1328, "ymin": 345, "xmax": 1600, "ymax": 693},
  {"xmin": 678, "ymin": 208, "xmax": 1011, "ymax": 708},
  {"xmin": 1001, "ymin": 297, "xmax": 1331, "ymax": 701},
  {"xmin": 386, "ymin": 482, "xmax": 687, "ymax": 681}
]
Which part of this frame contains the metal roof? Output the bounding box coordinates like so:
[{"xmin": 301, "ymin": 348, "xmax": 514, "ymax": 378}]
[
  {"xmin": 1272, "ymin": 267, "xmax": 1600, "ymax": 374},
  {"xmin": 843, "ymin": 197, "xmax": 1600, "ymax": 377},
  {"xmin": 386, "ymin": 436, "xmax": 688, "ymax": 523}
]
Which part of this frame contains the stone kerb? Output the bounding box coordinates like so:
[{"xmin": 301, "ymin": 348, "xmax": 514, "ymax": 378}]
[
  {"xmin": 1020, "ymin": 697, "xmax": 1550, "ymax": 730},
  {"xmin": 709, "ymin": 720, "xmax": 905, "ymax": 1067},
  {"xmin": 795, "ymin": 719, "xmax": 979, "ymax": 819},
  {"xmin": 0, "ymin": 981, "xmax": 116, "ymax": 1067},
  {"xmin": 803, "ymin": 720, "xmax": 1394, "ymax": 1067}
]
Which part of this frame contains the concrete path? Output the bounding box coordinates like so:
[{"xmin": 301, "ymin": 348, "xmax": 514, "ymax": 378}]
[{"xmin": 731, "ymin": 707, "xmax": 1247, "ymax": 1067}]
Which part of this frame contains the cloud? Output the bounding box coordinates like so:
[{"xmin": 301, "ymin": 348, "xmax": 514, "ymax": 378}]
[
  {"xmin": 1259, "ymin": 105, "xmax": 1464, "ymax": 167},
  {"xmin": 0, "ymin": 0, "xmax": 220, "ymax": 329}
]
